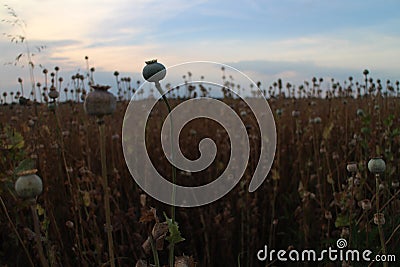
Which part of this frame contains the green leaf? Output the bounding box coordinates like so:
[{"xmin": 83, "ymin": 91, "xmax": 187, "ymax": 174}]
[
  {"xmin": 36, "ymin": 203, "xmax": 45, "ymax": 216},
  {"xmin": 163, "ymin": 212, "xmax": 185, "ymax": 245},
  {"xmin": 384, "ymin": 114, "xmax": 394, "ymax": 127},
  {"xmin": 362, "ymin": 114, "xmax": 371, "ymax": 125},
  {"xmin": 335, "ymin": 214, "xmax": 350, "ymax": 228},
  {"xmin": 14, "ymin": 158, "xmax": 35, "ymax": 175},
  {"xmin": 361, "ymin": 127, "xmax": 370, "ymax": 135},
  {"xmin": 391, "ymin": 128, "xmax": 400, "ymax": 137},
  {"xmin": 323, "ymin": 122, "xmax": 334, "ymax": 140},
  {"xmin": 4, "ymin": 127, "xmax": 25, "ymax": 150}
]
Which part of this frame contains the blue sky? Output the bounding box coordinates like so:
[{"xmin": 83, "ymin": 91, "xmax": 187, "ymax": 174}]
[{"xmin": 1, "ymin": 0, "xmax": 400, "ymax": 97}]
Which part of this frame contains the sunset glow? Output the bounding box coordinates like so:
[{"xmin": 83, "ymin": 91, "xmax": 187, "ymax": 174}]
[{"xmin": 1, "ymin": 0, "xmax": 399, "ymax": 93}]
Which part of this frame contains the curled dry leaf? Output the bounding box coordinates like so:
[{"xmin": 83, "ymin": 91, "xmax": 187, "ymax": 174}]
[
  {"xmin": 152, "ymin": 222, "xmax": 168, "ymax": 240},
  {"xmin": 139, "ymin": 207, "xmax": 157, "ymax": 223},
  {"xmin": 141, "ymin": 221, "xmax": 169, "ymax": 253},
  {"xmin": 152, "ymin": 222, "xmax": 168, "ymax": 250},
  {"xmin": 141, "ymin": 237, "xmax": 151, "ymax": 255}
]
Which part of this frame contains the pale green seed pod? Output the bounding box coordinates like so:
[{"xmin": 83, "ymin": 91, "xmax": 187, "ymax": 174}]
[
  {"xmin": 368, "ymin": 157, "xmax": 386, "ymax": 174},
  {"xmin": 15, "ymin": 170, "xmax": 43, "ymax": 199},
  {"xmin": 142, "ymin": 59, "xmax": 166, "ymax": 83}
]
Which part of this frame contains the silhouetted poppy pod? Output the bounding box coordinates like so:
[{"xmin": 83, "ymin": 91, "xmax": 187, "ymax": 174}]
[
  {"xmin": 142, "ymin": 59, "xmax": 166, "ymax": 83},
  {"xmin": 19, "ymin": 96, "xmax": 29, "ymax": 105},
  {"xmin": 48, "ymin": 86, "xmax": 59, "ymax": 99},
  {"xmin": 84, "ymin": 84, "xmax": 116, "ymax": 117}
]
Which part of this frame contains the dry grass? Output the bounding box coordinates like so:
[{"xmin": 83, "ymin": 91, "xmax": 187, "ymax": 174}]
[{"xmin": 0, "ymin": 94, "xmax": 400, "ymax": 266}]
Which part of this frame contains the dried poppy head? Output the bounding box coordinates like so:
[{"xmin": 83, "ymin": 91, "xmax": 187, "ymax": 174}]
[
  {"xmin": 373, "ymin": 213, "xmax": 385, "ymax": 225},
  {"xmin": 346, "ymin": 162, "xmax": 358, "ymax": 173}
]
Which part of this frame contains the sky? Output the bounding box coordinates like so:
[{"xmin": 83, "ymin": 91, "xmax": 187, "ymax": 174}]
[{"xmin": 0, "ymin": 0, "xmax": 400, "ymax": 98}]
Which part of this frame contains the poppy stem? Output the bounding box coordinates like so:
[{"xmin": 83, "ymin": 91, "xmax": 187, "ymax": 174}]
[
  {"xmin": 98, "ymin": 119, "xmax": 116, "ymax": 267},
  {"xmin": 156, "ymin": 82, "xmax": 177, "ymax": 267}
]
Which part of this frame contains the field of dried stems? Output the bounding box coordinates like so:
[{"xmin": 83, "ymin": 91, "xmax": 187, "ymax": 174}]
[{"xmin": 1, "ymin": 79, "xmax": 400, "ymax": 267}]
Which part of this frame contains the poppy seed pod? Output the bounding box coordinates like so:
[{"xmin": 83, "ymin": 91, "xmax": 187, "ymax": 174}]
[
  {"xmin": 346, "ymin": 162, "xmax": 358, "ymax": 173},
  {"xmin": 142, "ymin": 59, "xmax": 166, "ymax": 83},
  {"xmin": 291, "ymin": 110, "xmax": 300, "ymax": 117},
  {"xmin": 373, "ymin": 213, "xmax": 385, "ymax": 225},
  {"xmin": 359, "ymin": 199, "xmax": 372, "ymax": 210},
  {"xmin": 313, "ymin": 117, "xmax": 322, "ymax": 124},
  {"xmin": 84, "ymin": 85, "xmax": 116, "ymax": 117},
  {"xmin": 356, "ymin": 109, "xmax": 365, "ymax": 117},
  {"xmin": 48, "ymin": 86, "xmax": 59, "ymax": 100},
  {"xmin": 368, "ymin": 157, "xmax": 386, "ymax": 174},
  {"xmin": 14, "ymin": 169, "xmax": 43, "ymax": 199},
  {"xmin": 324, "ymin": 210, "xmax": 332, "ymax": 220},
  {"xmin": 174, "ymin": 255, "xmax": 193, "ymax": 267}
]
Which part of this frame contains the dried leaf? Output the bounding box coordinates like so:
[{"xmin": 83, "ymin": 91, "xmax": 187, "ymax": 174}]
[
  {"xmin": 152, "ymin": 222, "xmax": 168, "ymax": 240},
  {"xmin": 82, "ymin": 191, "xmax": 91, "ymax": 207},
  {"xmin": 36, "ymin": 203, "xmax": 45, "ymax": 216},
  {"xmin": 141, "ymin": 237, "xmax": 151, "ymax": 255},
  {"xmin": 327, "ymin": 174, "xmax": 334, "ymax": 185},
  {"xmin": 272, "ymin": 169, "xmax": 280, "ymax": 180},
  {"xmin": 139, "ymin": 207, "xmax": 157, "ymax": 223}
]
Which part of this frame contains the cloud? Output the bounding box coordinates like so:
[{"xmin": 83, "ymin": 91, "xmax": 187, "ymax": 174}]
[{"xmin": 0, "ymin": 0, "xmax": 210, "ymax": 74}]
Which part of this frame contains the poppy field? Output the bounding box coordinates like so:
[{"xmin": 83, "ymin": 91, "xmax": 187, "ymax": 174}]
[{"xmin": 1, "ymin": 67, "xmax": 400, "ymax": 267}]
